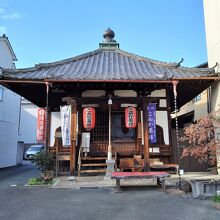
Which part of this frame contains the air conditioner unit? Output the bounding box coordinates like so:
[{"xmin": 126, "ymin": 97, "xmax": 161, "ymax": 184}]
[{"xmin": 80, "ymin": 132, "xmax": 90, "ymax": 153}]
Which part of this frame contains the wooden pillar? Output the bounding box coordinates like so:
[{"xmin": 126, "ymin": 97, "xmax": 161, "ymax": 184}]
[
  {"xmin": 46, "ymin": 111, "xmax": 51, "ymax": 150},
  {"xmin": 107, "ymin": 99, "xmax": 112, "ymax": 160},
  {"xmin": 142, "ymin": 95, "xmax": 150, "ymax": 171},
  {"xmin": 137, "ymin": 109, "xmax": 142, "ymax": 153},
  {"xmin": 45, "ymin": 82, "xmax": 50, "ymax": 151},
  {"xmin": 62, "ymin": 97, "xmax": 77, "ymax": 176}
]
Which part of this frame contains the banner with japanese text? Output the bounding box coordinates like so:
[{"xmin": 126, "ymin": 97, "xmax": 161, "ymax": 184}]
[
  {"xmin": 147, "ymin": 103, "xmax": 157, "ymax": 144},
  {"xmin": 37, "ymin": 108, "xmax": 46, "ymax": 143},
  {"xmin": 60, "ymin": 105, "xmax": 71, "ymax": 146}
]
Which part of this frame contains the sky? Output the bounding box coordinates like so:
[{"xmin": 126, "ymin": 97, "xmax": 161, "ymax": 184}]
[{"xmin": 0, "ymin": 0, "xmax": 207, "ymax": 69}]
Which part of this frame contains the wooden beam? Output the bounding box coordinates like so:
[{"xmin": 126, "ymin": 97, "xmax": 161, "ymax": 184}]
[{"xmin": 142, "ymin": 95, "xmax": 150, "ymax": 171}]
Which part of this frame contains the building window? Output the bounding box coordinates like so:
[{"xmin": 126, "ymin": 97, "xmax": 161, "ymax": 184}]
[
  {"xmin": 193, "ymin": 94, "xmax": 201, "ymax": 103},
  {"xmin": 0, "ymin": 86, "xmax": 3, "ymax": 101}
]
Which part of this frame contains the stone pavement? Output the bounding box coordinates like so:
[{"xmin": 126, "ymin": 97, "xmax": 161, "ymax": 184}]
[
  {"xmin": 51, "ymin": 172, "xmax": 220, "ymax": 189},
  {"xmin": 51, "ymin": 176, "xmax": 162, "ymax": 189}
]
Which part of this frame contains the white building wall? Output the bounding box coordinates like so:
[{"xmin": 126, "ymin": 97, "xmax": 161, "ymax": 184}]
[
  {"xmin": 19, "ymin": 105, "xmax": 62, "ymax": 147},
  {"xmin": 203, "ymin": 0, "xmax": 220, "ymax": 174},
  {"xmin": 18, "ymin": 102, "xmax": 38, "ymax": 144},
  {"xmin": 50, "ymin": 112, "xmax": 61, "ymax": 147},
  {"xmin": 156, "ymin": 111, "xmax": 169, "ymax": 145},
  {"xmin": 0, "ymin": 40, "xmax": 15, "ymax": 68},
  {"xmin": 203, "ymin": 0, "xmax": 220, "ymax": 111},
  {"xmin": 0, "ymin": 36, "xmax": 20, "ymax": 168}
]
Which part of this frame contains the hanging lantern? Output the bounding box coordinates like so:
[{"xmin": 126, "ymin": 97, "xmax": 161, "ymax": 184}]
[
  {"xmin": 83, "ymin": 107, "xmax": 96, "ymax": 130},
  {"xmin": 125, "ymin": 107, "xmax": 137, "ymax": 128}
]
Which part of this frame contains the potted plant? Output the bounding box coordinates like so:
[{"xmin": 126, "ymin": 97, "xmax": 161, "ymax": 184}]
[
  {"xmin": 211, "ymin": 195, "xmax": 220, "ymax": 210},
  {"xmin": 31, "ymin": 150, "xmax": 55, "ymax": 183}
]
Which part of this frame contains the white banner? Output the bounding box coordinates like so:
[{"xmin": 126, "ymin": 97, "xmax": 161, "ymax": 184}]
[{"xmin": 60, "ymin": 105, "xmax": 71, "ymax": 146}]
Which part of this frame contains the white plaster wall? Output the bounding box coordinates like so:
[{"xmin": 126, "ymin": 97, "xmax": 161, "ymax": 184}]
[
  {"xmin": 114, "ymin": 90, "xmax": 137, "ymax": 97},
  {"xmin": 82, "ymin": 90, "xmax": 137, "ymax": 97},
  {"xmin": 0, "ymin": 121, "xmax": 18, "ymax": 168},
  {"xmin": 0, "ymin": 37, "xmax": 20, "ymax": 167},
  {"xmin": 82, "ymin": 90, "xmax": 105, "ymax": 97},
  {"xmin": 19, "ymin": 107, "xmax": 62, "ymax": 147},
  {"xmin": 0, "ymin": 89, "xmax": 20, "ymax": 167},
  {"xmin": 50, "ymin": 112, "xmax": 61, "ymax": 147},
  {"xmin": 156, "ymin": 111, "xmax": 169, "ymax": 145},
  {"xmin": 203, "ymin": 0, "xmax": 220, "ymax": 111},
  {"xmin": 18, "ymin": 103, "xmax": 38, "ymax": 143},
  {"xmin": 0, "ymin": 39, "xmax": 14, "ymax": 68},
  {"xmin": 149, "ymin": 89, "xmax": 166, "ymax": 97}
]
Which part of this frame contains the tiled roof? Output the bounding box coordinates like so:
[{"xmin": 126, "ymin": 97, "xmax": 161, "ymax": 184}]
[{"xmin": 0, "ymin": 48, "xmax": 215, "ymax": 81}]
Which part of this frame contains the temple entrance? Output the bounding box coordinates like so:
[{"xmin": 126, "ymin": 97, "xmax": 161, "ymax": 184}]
[{"xmin": 89, "ymin": 110, "xmax": 137, "ymax": 153}]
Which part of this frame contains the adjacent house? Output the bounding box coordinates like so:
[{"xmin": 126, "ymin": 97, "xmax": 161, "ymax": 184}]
[
  {"xmin": 203, "ymin": 0, "xmax": 220, "ymax": 172},
  {"xmin": 203, "ymin": 0, "xmax": 220, "ymax": 111},
  {"xmin": 172, "ymin": 1, "xmax": 220, "ymax": 172},
  {"xmin": 0, "ymin": 34, "xmax": 22, "ymax": 168}
]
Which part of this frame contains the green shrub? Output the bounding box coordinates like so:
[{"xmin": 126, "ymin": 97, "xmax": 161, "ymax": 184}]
[
  {"xmin": 31, "ymin": 150, "xmax": 55, "ymax": 173},
  {"xmin": 211, "ymin": 195, "xmax": 220, "ymax": 203},
  {"xmin": 28, "ymin": 177, "xmax": 53, "ymax": 185}
]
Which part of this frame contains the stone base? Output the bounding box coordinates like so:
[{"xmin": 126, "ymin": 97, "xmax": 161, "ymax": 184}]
[
  {"xmin": 67, "ymin": 176, "xmax": 76, "ymax": 181},
  {"xmin": 105, "ymin": 159, "xmax": 115, "ymax": 180}
]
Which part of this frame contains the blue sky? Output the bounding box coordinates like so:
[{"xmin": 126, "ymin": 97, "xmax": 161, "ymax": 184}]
[{"xmin": 0, "ymin": 0, "xmax": 207, "ymax": 68}]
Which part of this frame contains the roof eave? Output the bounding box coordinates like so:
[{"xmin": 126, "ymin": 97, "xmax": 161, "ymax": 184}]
[{"xmin": 0, "ymin": 77, "xmax": 219, "ymax": 84}]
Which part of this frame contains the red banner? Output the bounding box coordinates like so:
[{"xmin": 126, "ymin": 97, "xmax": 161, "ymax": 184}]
[{"xmin": 37, "ymin": 108, "xmax": 46, "ymax": 143}]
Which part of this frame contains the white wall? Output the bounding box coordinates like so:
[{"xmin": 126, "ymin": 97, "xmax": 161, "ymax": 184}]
[
  {"xmin": 149, "ymin": 89, "xmax": 166, "ymax": 97},
  {"xmin": 0, "ymin": 36, "xmax": 20, "ymax": 167},
  {"xmin": 203, "ymin": 0, "xmax": 220, "ymax": 173},
  {"xmin": 0, "ymin": 89, "xmax": 20, "ymax": 167},
  {"xmin": 18, "ymin": 103, "xmax": 38, "ymax": 143},
  {"xmin": 203, "ymin": 0, "xmax": 220, "ymax": 111},
  {"xmin": 50, "ymin": 112, "xmax": 61, "ymax": 147},
  {"xmin": 19, "ymin": 106, "xmax": 62, "ymax": 147},
  {"xmin": 0, "ymin": 39, "xmax": 15, "ymax": 68},
  {"xmin": 156, "ymin": 111, "xmax": 169, "ymax": 145}
]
